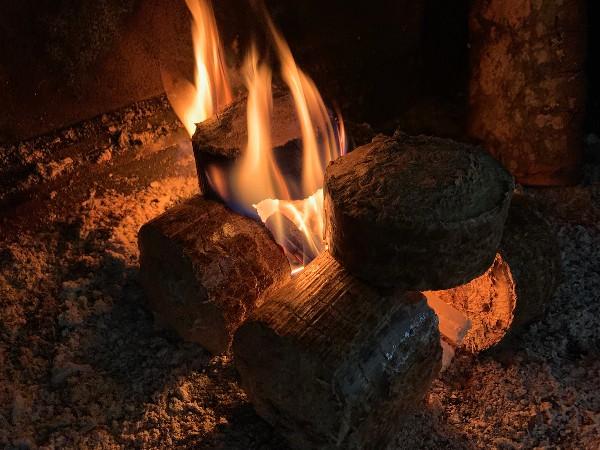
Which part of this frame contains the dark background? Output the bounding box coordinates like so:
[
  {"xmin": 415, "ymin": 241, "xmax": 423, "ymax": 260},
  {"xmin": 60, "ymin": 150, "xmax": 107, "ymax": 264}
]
[{"xmin": 0, "ymin": 0, "xmax": 595, "ymax": 145}]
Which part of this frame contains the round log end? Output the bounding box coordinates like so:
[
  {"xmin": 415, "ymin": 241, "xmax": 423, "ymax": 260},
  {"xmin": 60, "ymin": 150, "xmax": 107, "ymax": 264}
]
[
  {"xmin": 138, "ymin": 196, "xmax": 290, "ymax": 354},
  {"xmin": 424, "ymin": 194, "xmax": 560, "ymax": 353},
  {"xmin": 233, "ymin": 251, "xmax": 441, "ymax": 449},
  {"xmin": 324, "ymin": 133, "xmax": 515, "ymax": 290}
]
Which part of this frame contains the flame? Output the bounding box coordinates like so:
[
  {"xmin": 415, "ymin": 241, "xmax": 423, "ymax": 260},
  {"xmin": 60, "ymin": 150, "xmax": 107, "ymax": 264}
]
[
  {"xmin": 162, "ymin": 0, "xmax": 232, "ymax": 137},
  {"xmin": 232, "ymin": 12, "xmax": 344, "ymax": 270},
  {"xmin": 265, "ymin": 15, "xmax": 343, "ymax": 194},
  {"xmin": 232, "ymin": 47, "xmax": 291, "ymax": 208},
  {"xmin": 228, "ymin": 13, "xmax": 345, "ymax": 270}
]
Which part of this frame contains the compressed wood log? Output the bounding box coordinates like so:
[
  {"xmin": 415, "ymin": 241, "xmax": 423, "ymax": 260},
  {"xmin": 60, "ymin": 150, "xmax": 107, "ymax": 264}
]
[
  {"xmin": 468, "ymin": 0, "xmax": 587, "ymax": 186},
  {"xmin": 324, "ymin": 133, "xmax": 515, "ymax": 290},
  {"xmin": 423, "ymin": 195, "xmax": 560, "ymax": 353},
  {"xmin": 192, "ymin": 88, "xmax": 304, "ymax": 200},
  {"xmin": 138, "ymin": 195, "xmax": 290, "ymax": 355},
  {"xmin": 233, "ymin": 251, "xmax": 442, "ymax": 450}
]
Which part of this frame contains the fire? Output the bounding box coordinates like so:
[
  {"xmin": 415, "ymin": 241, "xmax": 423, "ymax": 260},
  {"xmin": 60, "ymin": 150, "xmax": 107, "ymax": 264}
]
[
  {"xmin": 265, "ymin": 15, "xmax": 343, "ymax": 195},
  {"xmin": 233, "ymin": 13, "xmax": 345, "ymax": 270},
  {"xmin": 231, "ymin": 46, "xmax": 291, "ymax": 207},
  {"xmin": 163, "ymin": 2, "xmax": 345, "ymax": 271},
  {"xmin": 162, "ymin": 0, "xmax": 232, "ymax": 137}
]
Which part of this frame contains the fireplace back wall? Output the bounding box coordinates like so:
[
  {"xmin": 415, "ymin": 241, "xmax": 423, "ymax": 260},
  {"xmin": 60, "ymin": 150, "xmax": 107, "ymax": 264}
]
[{"xmin": 0, "ymin": 0, "xmax": 469, "ymax": 144}]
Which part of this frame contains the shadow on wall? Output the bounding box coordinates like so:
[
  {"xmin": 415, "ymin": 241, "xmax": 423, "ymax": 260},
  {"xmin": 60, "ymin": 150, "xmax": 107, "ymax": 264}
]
[{"xmin": 0, "ymin": 0, "xmax": 470, "ymax": 145}]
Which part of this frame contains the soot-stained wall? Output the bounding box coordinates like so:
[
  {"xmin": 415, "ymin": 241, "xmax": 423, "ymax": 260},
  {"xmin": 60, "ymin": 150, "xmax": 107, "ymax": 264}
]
[{"xmin": 0, "ymin": 0, "xmax": 469, "ymax": 144}]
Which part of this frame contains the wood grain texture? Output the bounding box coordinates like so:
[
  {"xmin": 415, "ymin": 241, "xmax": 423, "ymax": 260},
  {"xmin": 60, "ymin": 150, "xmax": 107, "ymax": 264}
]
[
  {"xmin": 233, "ymin": 251, "xmax": 441, "ymax": 449},
  {"xmin": 324, "ymin": 133, "xmax": 514, "ymax": 290},
  {"xmin": 138, "ymin": 195, "xmax": 290, "ymax": 354}
]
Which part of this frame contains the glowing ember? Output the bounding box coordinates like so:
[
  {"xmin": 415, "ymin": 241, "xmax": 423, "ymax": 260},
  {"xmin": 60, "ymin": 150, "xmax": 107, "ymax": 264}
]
[{"xmin": 162, "ymin": 0, "xmax": 232, "ymax": 137}]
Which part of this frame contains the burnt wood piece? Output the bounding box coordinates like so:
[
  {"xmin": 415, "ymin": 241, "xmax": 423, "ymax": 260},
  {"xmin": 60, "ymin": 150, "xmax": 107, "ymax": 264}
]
[
  {"xmin": 233, "ymin": 251, "xmax": 441, "ymax": 450},
  {"xmin": 191, "ymin": 88, "xmax": 304, "ymax": 200},
  {"xmin": 138, "ymin": 195, "xmax": 290, "ymax": 355},
  {"xmin": 324, "ymin": 133, "xmax": 515, "ymax": 290},
  {"xmin": 423, "ymin": 195, "xmax": 560, "ymax": 353},
  {"xmin": 468, "ymin": 0, "xmax": 587, "ymax": 186}
]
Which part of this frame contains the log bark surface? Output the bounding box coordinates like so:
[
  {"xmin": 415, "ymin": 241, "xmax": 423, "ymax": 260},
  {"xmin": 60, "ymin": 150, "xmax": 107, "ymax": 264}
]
[
  {"xmin": 138, "ymin": 195, "xmax": 290, "ymax": 354},
  {"xmin": 468, "ymin": 0, "xmax": 587, "ymax": 185},
  {"xmin": 324, "ymin": 133, "xmax": 514, "ymax": 290},
  {"xmin": 424, "ymin": 195, "xmax": 560, "ymax": 352},
  {"xmin": 233, "ymin": 251, "xmax": 441, "ymax": 450}
]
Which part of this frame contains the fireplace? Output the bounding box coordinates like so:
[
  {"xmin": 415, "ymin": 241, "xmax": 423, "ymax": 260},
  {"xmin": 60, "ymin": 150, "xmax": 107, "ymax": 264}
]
[{"xmin": 1, "ymin": 1, "xmax": 599, "ymax": 449}]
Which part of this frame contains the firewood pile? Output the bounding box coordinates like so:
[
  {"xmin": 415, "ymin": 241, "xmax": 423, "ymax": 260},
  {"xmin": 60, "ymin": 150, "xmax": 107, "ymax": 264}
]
[{"xmin": 137, "ymin": 107, "xmax": 564, "ymax": 448}]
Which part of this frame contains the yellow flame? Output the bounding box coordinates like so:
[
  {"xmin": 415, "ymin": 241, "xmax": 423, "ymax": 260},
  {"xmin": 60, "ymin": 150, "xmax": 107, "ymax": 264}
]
[
  {"xmin": 165, "ymin": 1, "xmax": 346, "ymax": 271},
  {"xmin": 232, "ymin": 47, "xmax": 290, "ymax": 207},
  {"xmin": 265, "ymin": 14, "xmax": 343, "ymax": 194},
  {"xmin": 163, "ymin": 0, "xmax": 232, "ymax": 137}
]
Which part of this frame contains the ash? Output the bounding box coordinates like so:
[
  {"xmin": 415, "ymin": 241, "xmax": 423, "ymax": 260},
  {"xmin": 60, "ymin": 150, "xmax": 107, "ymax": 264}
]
[{"xmin": 0, "ymin": 105, "xmax": 599, "ymax": 448}]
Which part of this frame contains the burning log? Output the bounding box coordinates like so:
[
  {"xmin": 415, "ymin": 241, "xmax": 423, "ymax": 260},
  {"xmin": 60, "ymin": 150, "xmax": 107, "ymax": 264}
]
[
  {"xmin": 138, "ymin": 195, "xmax": 290, "ymax": 355},
  {"xmin": 424, "ymin": 195, "xmax": 561, "ymax": 353},
  {"xmin": 192, "ymin": 88, "xmax": 304, "ymax": 199},
  {"xmin": 468, "ymin": 0, "xmax": 587, "ymax": 185},
  {"xmin": 233, "ymin": 251, "xmax": 442, "ymax": 450},
  {"xmin": 324, "ymin": 133, "xmax": 515, "ymax": 290}
]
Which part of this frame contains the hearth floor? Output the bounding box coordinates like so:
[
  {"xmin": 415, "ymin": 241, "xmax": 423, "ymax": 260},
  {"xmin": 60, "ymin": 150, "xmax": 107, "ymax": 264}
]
[{"xmin": 1, "ymin": 108, "xmax": 599, "ymax": 448}]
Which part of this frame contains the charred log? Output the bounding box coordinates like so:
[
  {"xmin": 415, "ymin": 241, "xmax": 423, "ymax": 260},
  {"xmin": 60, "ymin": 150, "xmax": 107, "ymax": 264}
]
[
  {"xmin": 468, "ymin": 0, "xmax": 587, "ymax": 185},
  {"xmin": 191, "ymin": 88, "xmax": 304, "ymax": 200},
  {"xmin": 424, "ymin": 195, "xmax": 560, "ymax": 353},
  {"xmin": 233, "ymin": 251, "xmax": 441, "ymax": 450},
  {"xmin": 324, "ymin": 133, "xmax": 514, "ymax": 290},
  {"xmin": 138, "ymin": 195, "xmax": 290, "ymax": 354}
]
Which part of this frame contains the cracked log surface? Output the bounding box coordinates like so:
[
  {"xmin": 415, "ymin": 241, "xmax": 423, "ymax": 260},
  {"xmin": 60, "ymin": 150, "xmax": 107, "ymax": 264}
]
[
  {"xmin": 468, "ymin": 0, "xmax": 587, "ymax": 185},
  {"xmin": 424, "ymin": 194, "xmax": 561, "ymax": 353},
  {"xmin": 233, "ymin": 251, "xmax": 442, "ymax": 450},
  {"xmin": 138, "ymin": 195, "xmax": 290, "ymax": 354},
  {"xmin": 324, "ymin": 133, "xmax": 514, "ymax": 290}
]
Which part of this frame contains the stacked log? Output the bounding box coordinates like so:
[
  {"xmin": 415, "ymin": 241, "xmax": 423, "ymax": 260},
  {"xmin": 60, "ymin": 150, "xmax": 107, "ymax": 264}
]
[
  {"xmin": 468, "ymin": 0, "xmax": 587, "ymax": 185},
  {"xmin": 138, "ymin": 195, "xmax": 290, "ymax": 354},
  {"xmin": 424, "ymin": 195, "xmax": 560, "ymax": 352},
  {"xmin": 233, "ymin": 252, "xmax": 441, "ymax": 450},
  {"xmin": 324, "ymin": 133, "xmax": 514, "ymax": 290}
]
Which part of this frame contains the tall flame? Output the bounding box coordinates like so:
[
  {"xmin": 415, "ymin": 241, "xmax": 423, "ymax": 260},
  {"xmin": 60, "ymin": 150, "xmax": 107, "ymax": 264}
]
[
  {"xmin": 232, "ymin": 13, "xmax": 345, "ymax": 270},
  {"xmin": 232, "ymin": 47, "xmax": 291, "ymax": 208},
  {"xmin": 265, "ymin": 14, "xmax": 343, "ymax": 194},
  {"xmin": 163, "ymin": 0, "xmax": 232, "ymax": 137}
]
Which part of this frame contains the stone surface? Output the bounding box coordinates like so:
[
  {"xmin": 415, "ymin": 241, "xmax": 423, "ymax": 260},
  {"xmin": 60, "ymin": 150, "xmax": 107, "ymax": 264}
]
[{"xmin": 468, "ymin": 0, "xmax": 587, "ymax": 185}]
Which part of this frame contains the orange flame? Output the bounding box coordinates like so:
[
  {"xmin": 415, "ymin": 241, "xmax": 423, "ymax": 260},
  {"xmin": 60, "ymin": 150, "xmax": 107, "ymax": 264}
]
[
  {"xmin": 247, "ymin": 14, "xmax": 344, "ymax": 269},
  {"xmin": 232, "ymin": 47, "xmax": 291, "ymax": 207},
  {"xmin": 162, "ymin": 0, "xmax": 232, "ymax": 137},
  {"xmin": 164, "ymin": 1, "xmax": 345, "ymax": 271},
  {"xmin": 265, "ymin": 15, "xmax": 343, "ymax": 194}
]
